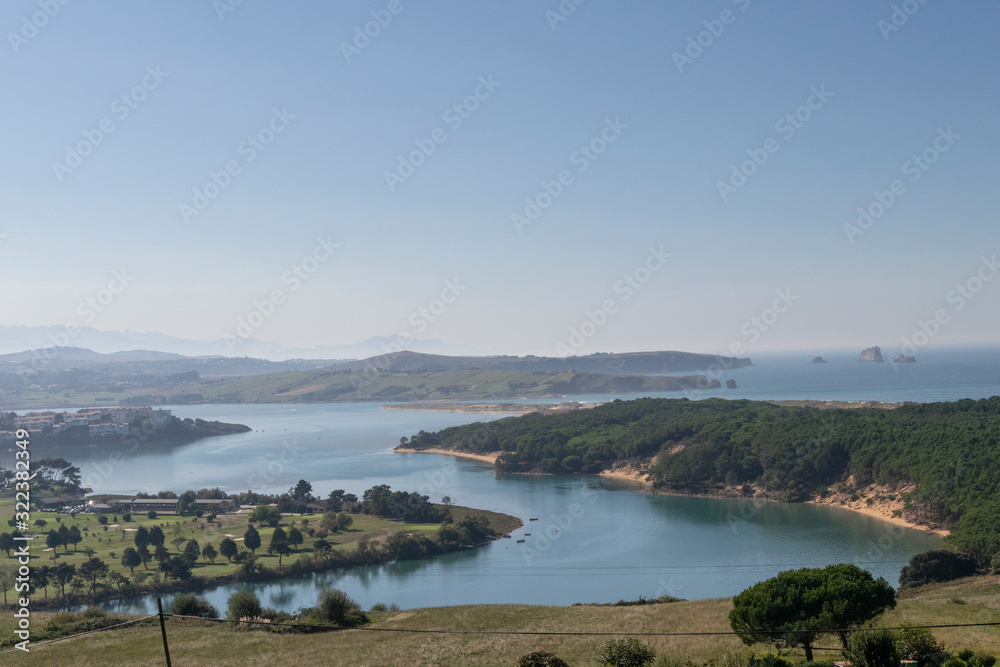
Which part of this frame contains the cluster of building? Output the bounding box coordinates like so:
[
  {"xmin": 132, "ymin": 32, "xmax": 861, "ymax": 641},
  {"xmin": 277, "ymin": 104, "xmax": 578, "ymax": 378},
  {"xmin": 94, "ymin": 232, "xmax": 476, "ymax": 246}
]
[{"xmin": 1, "ymin": 406, "xmax": 173, "ymax": 443}]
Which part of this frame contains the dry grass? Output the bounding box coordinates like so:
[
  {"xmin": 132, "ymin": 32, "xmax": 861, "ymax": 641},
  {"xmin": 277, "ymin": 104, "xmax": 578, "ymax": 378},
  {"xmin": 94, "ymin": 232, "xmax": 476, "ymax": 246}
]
[{"xmin": 5, "ymin": 577, "xmax": 999, "ymax": 666}]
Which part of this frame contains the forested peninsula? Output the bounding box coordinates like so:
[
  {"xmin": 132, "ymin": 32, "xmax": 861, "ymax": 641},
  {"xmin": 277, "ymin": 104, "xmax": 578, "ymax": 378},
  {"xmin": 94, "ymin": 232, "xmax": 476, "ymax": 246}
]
[{"xmin": 397, "ymin": 396, "xmax": 1000, "ymax": 564}]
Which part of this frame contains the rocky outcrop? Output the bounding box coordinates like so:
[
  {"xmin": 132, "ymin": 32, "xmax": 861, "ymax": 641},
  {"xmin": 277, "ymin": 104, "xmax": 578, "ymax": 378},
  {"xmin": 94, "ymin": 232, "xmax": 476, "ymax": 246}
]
[
  {"xmin": 894, "ymin": 354, "xmax": 917, "ymax": 363},
  {"xmin": 707, "ymin": 379, "xmax": 722, "ymax": 389},
  {"xmin": 858, "ymin": 346, "xmax": 883, "ymax": 362},
  {"xmin": 725, "ymin": 379, "xmax": 737, "ymax": 389},
  {"xmin": 810, "ymin": 356, "xmax": 827, "ymax": 364}
]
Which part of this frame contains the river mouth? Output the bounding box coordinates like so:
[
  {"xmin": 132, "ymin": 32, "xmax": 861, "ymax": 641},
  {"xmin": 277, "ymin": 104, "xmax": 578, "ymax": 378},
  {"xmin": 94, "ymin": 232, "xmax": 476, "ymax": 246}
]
[{"xmin": 13, "ymin": 401, "xmax": 941, "ymax": 615}]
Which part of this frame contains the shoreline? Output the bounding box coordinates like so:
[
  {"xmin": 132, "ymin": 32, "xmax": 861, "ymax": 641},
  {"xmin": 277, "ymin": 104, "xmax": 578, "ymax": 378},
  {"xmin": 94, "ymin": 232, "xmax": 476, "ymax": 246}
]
[
  {"xmin": 396, "ymin": 447, "xmax": 501, "ymax": 464},
  {"xmin": 394, "ymin": 448, "xmax": 946, "ymax": 538}
]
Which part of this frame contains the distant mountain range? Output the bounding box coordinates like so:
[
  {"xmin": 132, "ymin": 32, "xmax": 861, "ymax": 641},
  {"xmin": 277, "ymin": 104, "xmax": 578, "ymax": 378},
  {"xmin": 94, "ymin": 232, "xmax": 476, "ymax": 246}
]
[{"xmin": 0, "ymin": 326, "xmax": 476, "ymax": 360}]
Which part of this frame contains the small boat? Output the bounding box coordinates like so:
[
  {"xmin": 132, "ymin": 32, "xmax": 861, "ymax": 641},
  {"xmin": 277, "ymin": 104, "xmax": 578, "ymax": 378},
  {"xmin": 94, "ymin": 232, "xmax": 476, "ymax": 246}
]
[
  {"xmin": 516, "ymin": 539, "xmax": 525, "ymax": 543},
  {"xmin": 529, "ymin": 517, "xmax": 539, "ymax": 521},
  {"xmin": 524, "ymin": 533, "xmax": 531, "ymax": 536},
  {"xmin": 501, "ymin": 534, "xmax": 511, "ymax": 539}
]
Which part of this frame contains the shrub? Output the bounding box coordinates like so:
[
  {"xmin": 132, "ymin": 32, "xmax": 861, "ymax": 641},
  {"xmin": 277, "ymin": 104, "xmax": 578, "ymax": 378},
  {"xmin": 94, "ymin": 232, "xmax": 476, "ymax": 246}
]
[
  {"xmin": 316, "ymin": 588, "xmax": 366, "ymax": 626},
  {"xmin": 225, "ymin": 590, "xmax": 262, "ymax": 622},
  {"xmin": 845, "ymin": 628, "xmax": 901, "ymax": 667},
  {"xmin": 170, "ymin": 593, "xmax": 220, "ymax": 619},
  {"xmin": 899, "ymin": 550, "xmax": 979, "ymax": 588},
  {"xmin": 517, "ymin": 651, "xmax": 570, "ymax": 667},
  {"xmin": 369, "ymin": 602, "xmax": 388, "ymax": 612},
  {"xmin": 597, "ymin": 638, "xmax": 657, "ymax": 667},
  {"xmin": 97, "ymin": 515, "xmax": 108, "ymax": 525},
  {"xmin": 147, "ymin": 511, "xmax": 157, "ymax": 519},
  {"xmin": 897, "ymin": 624, "xmax": 945, "ymax": 663},
  {"xmin": 122, "ymin": 513, "xmax": 131, "ymax": 522},
  {"xmin": 992, "ymin": 552, "xmax": 1000, "ymax": 575}
]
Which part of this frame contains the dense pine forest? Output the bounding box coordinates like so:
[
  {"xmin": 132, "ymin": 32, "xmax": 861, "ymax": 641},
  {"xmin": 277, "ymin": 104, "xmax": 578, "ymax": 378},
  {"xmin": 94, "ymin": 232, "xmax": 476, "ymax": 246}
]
[{"xmin": 401, "ymin": 397, "xmax": 1000, "ymax": 563}]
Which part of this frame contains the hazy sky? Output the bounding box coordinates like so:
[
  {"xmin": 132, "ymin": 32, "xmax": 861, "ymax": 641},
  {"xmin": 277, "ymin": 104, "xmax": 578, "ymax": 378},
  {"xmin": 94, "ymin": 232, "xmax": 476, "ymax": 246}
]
[{"xmin": 2, "ymin": 1, "xmax": 998, "ymax": 358}]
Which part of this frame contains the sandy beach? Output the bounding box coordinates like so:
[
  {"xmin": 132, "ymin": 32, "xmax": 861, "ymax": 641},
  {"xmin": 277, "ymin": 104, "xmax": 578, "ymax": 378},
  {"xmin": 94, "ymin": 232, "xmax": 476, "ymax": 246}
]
[{"xmin": 395, "ymin": 447, "xmax": 501, "ymax": 464}]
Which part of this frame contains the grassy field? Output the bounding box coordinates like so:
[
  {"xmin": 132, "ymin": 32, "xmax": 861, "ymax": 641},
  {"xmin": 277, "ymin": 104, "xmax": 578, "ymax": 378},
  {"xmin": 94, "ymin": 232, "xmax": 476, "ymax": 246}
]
[
  {"xmin": 4, "ymin": 368, "xmax": 705, "ymax": 409},
  {"xmin": 0, "ymin": 498, "xmax": 521, "ymax": 595},
  {"xmin": 1, "ymin": 577, "xmax": 998, "ymax": 666}
]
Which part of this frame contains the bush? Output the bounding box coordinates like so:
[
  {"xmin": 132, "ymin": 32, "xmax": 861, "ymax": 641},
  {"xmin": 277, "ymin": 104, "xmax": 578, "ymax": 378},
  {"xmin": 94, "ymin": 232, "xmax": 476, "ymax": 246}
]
[
  {"xmin": 897, "ymin": 624, "xmax": 945, "ymax": 663},
  {"xmin": 123, "ymin": 513, "xmax": 132, "ymax": 522},
  {"xmin": 147, "ymin": 511, "xmax": 157, "ymax": 519},
  {"xmin": 225, "ymin": 590, "xmax": 262, "ymax": 622},
  {"xmin": 597, "ymin": 638, "xmax": 657, "ymax": 667},
  {"xmin": 96, "ymin": 515, "xmax": 108, "ymax": 525},
  {"xmin": 316, "ymin": 588, "xmax": 367, "ymax": 626},
  {"xmin": 845, "ymin": 628, "xmax": 901, "ymax": 667},
  {"xmin": 899, "ymin": 550, "xmax": 979, "ymax": 588},
  {"xmin": 170, "ymin": 593, "xmax": 220, "ymax": 619},
  {"xmin": 992, "ymin": 552, "xmax": 1000, "ymax": 575},
  {"xmin": 517, "ymin": 651, "xmax": 570, "ymax": 667}
]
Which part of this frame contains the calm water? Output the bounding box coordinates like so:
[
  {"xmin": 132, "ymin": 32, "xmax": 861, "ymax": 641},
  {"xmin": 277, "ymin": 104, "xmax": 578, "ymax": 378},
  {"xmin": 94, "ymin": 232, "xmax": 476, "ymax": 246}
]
[{"xmin": 13, "ymin": 347, "xmax": 996, "ymax": 612}]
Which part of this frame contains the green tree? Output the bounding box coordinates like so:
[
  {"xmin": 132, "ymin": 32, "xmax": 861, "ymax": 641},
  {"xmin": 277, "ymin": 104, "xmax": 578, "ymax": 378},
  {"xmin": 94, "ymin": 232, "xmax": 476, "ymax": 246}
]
[
  {"xmin": 78, "ymin": 556, "xmax": 109, "ymax": 593},
  {"xmin": 291, "ymin": 479, "xmax": 313, "ymax": 502},
  {"xmin": 171, "ymin": 536, "xmax": 186, "ymax": 552},
  {"xmin": 202, "ymin": 542, "xmax": 218, "ymax": 563},
  {"xmin": 0, "ymin": 563, "xmax": 15, "ymax": 605},
  {"xmin": 183, "ymin": 539, "xmax": 200, "ymax": 563},
  {"xmin": 53, "ymin": 562, "xmax": 76, "ymax": 596},
  {"xmin": 120, "ymin": 547, "xmax": 142, "ymax": 574},
  {"xmin": 248, "ymin": 505, "xmax": 281, "ymax": 527},
  {"xmin": 134, "ymin": 525, "xmax": 150, "ymax": 550},
  {"xmin": 897, "ymin": 624, "xmax": 946, "ymax": 664},
  {"xmin": 950, "ymin": 501, "xmax": 1000, "ymax": 567},
  {"xmin": 900, "ymin": 550, "xmax": 978, "ymax": 588},
  {"xmin": 244, "ymin": 526, "xmax": 261, "ymax": 554},
  {"xmin": 287, "ymin": 526, "xmax": 304, "ymax": 551},
  {"xmin": 148, "ymin": 526, "xmax": 165, "ymax": 548},
  {"xmin": 596, "ymin": 638, "xmax": 656, "ymax": 667},
  {"xmin": 0, "ymin": 533, "xmax": 17, "ymax": 558},
  {"xmin": 58, "ymin": 525, "xmax": 70, "ymax": 552},
  {"xmin": 45, "ymin": 530, "xmax": 62, "ymax": 552},
  {"xmin": 219, "ymin": 537, "xmax": 238, "ymax": 562},
  {"xmin": 67, "ymin": 526, "xmax": 82, "ymax": 551},
  {"xmin": 34, "ymin": 565, "xmax": 52, "ymax": 599},
  {"xmin": 226, "ymin": 590, "xmax": 262, "ymax": 621},
  {"xmin": 729, "ymin": 564, "xmax": 895, "ymax": 661},
  {"xmin": 268, "ymin": 527, "xmax": 291, "ymax": 565},
  {"xmin": 845, "ymin": 628, "xmax": 901, "ymax": 667},
  {"xmin": 159, "ymin": 556, "xmax": 193, "ymax": 581}
]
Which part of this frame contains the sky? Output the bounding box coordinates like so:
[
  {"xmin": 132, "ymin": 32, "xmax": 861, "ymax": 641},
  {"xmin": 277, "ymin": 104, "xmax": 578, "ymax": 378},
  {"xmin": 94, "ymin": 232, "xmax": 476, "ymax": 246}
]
[{"xmin": 1, "ymin": 1, "xmax": 998, "ymax": 359}]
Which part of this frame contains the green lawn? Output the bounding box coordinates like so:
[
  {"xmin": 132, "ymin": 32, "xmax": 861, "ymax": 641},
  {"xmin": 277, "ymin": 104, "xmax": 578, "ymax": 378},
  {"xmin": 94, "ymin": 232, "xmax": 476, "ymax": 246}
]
[{"xmin": 0, "ymin": 498, "xmax": 520, "ymax": 597}]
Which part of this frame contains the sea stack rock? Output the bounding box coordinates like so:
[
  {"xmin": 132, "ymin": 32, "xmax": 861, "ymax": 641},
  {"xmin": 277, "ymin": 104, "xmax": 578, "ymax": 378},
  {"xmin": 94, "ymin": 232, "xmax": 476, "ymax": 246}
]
[
  {"xmin": 894, "ymin": 354, "xmax": 917, "ymax": 363},
  {"xmin": 858, "ymin": 346, "xmax": 883, "ymax": 362},
  {"xmin": 810, "ymin": 356, "xmax": 827, "ymax": 364},
  {"xmin": 707, "ymin": 379, "xmax": 722, "ymax": 389},
  {"xmin": 725, "ymin": 379, "xmax": 737, "ymax": 389}
]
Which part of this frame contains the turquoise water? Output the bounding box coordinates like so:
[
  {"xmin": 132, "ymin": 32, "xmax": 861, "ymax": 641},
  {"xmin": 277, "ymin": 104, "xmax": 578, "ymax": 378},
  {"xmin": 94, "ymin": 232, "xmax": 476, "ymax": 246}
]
[{"xmin": 15, "ymin": 346, "xmax": 999, "ymax": 612}]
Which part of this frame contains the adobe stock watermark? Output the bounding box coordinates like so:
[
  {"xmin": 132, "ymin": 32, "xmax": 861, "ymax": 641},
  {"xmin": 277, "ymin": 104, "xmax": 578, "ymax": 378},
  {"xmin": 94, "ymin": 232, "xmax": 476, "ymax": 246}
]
[
  {"xmin": 878, "ymin": 0, "xmax": 931, "ymax": 41},
  {"xmin": 179, "ymin": 107, "xmax": 295, "ymax": 223},
  {"xmin": 51, "ymin": 66, "xmax": 168, "ymax": 182},
  {"xmin": 897, "ymin": 254, "xmax": 999, "ymax": 358},
  {"xmin": 673, "ymin": 0, "xmax": 752, "ymax": 74},
  {"xmin": 213, "ymin": 0, "xmax": 245, "ymax": 21},
  {"xmin": 8, "ymin": 0, "xmax": 72, "ymax": 54},
  {"xmin": 520, "ymin": 484, "xmax": 599, "ymax": 566},
  {"xmin": 247, "ymin": 439, "xmax": 307, "ymax": 488},
  {"xmin": 545, "ymin": 0, "xmax": 588, "ymax": 31},
  {"xmin": 555, "ymin": 246, "xmax": 670, "ymax": 356},
  {"xmin": 223, "ymin": 236, "xmax": 339, "ymax": 354},
  {"xmin": 843, "ymin": 126, "xmax": 959, "ymax": 244},
  {"xmin": 384, "ymin": 75, "xmax": 501, "ymax": 192},
  {"xmin": 683, "ymin": 287, "xmax": 799, "ymax": 398},
  {"xmin": 350, "ymin": 277, "xmax": 467, "ymax": 392},
  {"xmin": 15, "ymin": 268, "xmax": 134, "ymax": 378},
  {"xmin": 511, "ymin": 116, "xmax": 627, "ymax": 234},
  {"xmin": 716, "ymin": 85, "xmax": 833, "ymax": 202},
  {"xmin": 340, "ymin": 0, "xmax": 408, "ymax": 63}
]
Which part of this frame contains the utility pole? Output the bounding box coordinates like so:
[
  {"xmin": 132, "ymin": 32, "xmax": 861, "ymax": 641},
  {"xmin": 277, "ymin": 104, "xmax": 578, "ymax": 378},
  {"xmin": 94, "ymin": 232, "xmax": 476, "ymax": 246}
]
[{"xmin": 157, "ymin": 597, "xmax": 172, "ymax": 667}]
